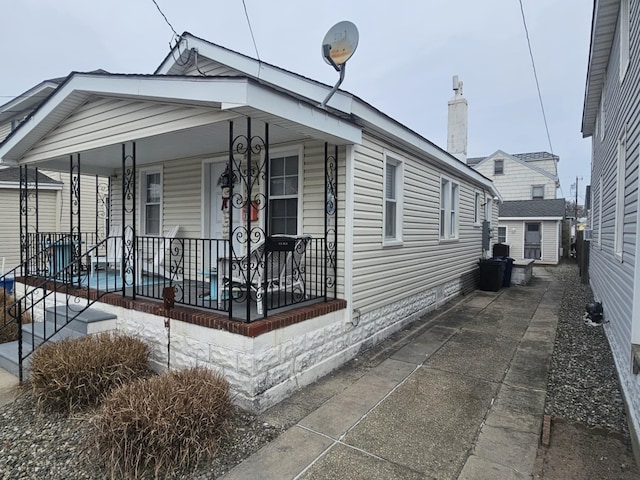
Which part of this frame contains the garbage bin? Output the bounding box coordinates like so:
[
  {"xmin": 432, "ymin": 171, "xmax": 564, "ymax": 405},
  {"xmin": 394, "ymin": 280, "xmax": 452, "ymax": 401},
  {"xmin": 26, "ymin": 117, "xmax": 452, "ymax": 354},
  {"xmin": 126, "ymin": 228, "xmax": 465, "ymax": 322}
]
[
  {"xmin": 478, "ymin": 259, "xmax": 505, "ymax": 292},
  {"xmin": 501, "ymin": 257, "xmax": 514, "ymax": 287},
  {"xmin": 492, "ymin": 243, "xmax": 510, "ymax": 257},
  {"xmin": 0, "ymin": 276, "xmax": 14, "ymax": 294}
]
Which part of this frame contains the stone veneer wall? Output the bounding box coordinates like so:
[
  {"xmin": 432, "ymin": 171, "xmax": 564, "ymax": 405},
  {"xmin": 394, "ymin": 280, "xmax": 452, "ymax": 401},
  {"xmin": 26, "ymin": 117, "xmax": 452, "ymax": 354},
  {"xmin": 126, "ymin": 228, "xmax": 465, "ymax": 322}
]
[{"xmin": 15, "ymin": 274, "xmax": 467, "ymax": 412}]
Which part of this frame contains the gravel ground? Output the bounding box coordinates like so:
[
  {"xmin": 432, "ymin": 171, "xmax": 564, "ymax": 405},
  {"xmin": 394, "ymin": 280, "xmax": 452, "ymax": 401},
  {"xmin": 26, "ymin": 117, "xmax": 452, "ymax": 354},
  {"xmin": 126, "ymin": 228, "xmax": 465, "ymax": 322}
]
[
  {"xmin": 0, "ymin": 389, "xmax": 283, "ymax": 479},
  {"xmin": 542, "ymin": 261, "xmax": 630, "ymax": 438}
]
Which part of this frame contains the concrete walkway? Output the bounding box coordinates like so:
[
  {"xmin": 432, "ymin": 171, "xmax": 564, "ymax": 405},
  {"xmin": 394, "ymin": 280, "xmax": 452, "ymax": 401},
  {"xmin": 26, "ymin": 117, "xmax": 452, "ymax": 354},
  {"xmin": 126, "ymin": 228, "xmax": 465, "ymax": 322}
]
[
  {"xmin": 0, "ymin": 367, "xmax": 19, "ymax": 408},
  {"xmin": 222, "ymin": 273, "xmax": 561, "ymax": 480}
]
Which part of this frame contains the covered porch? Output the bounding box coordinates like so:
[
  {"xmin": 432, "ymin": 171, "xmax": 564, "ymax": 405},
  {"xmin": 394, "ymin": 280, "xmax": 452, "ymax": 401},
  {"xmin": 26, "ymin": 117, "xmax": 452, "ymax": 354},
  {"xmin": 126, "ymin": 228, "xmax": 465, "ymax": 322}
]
[{"xmin": 3, "ymin": 73, "xmax": 360, "ymax": 325}]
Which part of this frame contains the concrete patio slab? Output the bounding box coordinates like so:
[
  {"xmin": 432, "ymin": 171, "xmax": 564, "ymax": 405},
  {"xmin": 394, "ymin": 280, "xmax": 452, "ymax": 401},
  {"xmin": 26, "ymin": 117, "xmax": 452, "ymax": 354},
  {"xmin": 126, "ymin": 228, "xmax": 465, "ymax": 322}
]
[
  {"xmin": 343, "ymin": 367, "xmax": 497, "ymax": 476},
  {"xmin": 298, "ymin": 443, "xmax": 423, "ymax": 480},
  {"xmin": 459, "ymin": 455, "xmax": 531, "ymax": 480},
  {"xmin": 298, "ymin": 358, "xmax": 415, "ymax": 439},
  {"xmin": 504, "ymin": 348, "xmax": 553, "ymax": 390},
  {"xmin": 473, "ymin": 425, "xmax": 539, "ymax": 474},
  {"xmin": 484, "ymin": 384, "xmax": 546, "ymax": 434},
  {"xmin": 390, "ymin": 325, "xmax": 458, "ymax": 365},
  {"xmin": 425, "ymin": 329, "xmax": 519, "ymax": 383}
]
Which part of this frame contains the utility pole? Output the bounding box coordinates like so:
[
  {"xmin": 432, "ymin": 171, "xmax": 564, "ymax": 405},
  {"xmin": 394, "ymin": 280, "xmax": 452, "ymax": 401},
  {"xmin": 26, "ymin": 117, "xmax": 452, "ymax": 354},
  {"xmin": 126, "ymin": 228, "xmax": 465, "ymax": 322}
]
[{"xmin": 575, "ymin": 176, "xmax": 579, "ymax": 221}]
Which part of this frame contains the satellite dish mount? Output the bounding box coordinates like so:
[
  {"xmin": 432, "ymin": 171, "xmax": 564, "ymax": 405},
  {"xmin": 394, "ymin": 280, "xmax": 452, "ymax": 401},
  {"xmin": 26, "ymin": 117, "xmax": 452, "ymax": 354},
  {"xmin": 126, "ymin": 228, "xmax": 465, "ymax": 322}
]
[{"xmin": 319, "ymin": 21, "xmax": 359, "ymax": 109}]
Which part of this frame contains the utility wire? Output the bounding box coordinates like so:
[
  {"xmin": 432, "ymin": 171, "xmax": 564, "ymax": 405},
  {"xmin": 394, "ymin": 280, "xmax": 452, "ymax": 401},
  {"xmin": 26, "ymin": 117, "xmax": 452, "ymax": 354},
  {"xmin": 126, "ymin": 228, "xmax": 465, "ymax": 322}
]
[
  {"xmin": 518, "ymin": 0, "xmax": 554, "ymax": 156},
  {"xmin": 242, "ymin": 0, "xmax": 261, "ymax": 63},
  {"xmin": 151, "ymin": 0, "xmax": 179, "ymax": 40}
]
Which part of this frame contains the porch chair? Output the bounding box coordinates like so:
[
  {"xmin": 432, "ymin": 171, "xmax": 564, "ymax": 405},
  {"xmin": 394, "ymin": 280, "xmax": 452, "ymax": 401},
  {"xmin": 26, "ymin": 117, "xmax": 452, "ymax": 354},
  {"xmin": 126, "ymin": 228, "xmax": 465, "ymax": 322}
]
[
  {"xmin": 140, "ymin": 225, "xmax": 182, "ymax": 281},
  {"xmin": 218, "ymin": 234, "xmax": 311, "ymax": 314},
  {"xmin": 89, "ymin": 225, "xmax": 127, "ymax": 276}
]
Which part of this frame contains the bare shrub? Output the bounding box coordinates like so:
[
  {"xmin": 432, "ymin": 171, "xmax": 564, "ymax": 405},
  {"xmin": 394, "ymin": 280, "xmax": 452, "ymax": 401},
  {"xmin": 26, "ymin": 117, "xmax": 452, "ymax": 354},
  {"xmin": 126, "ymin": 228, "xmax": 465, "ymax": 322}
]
[
  {"xmin": 0, "ymin": 290, "xmax": 32, "ymax": 344},
  {"xmin": 29, "ymin": 333, "xmax": 150, "ymax": 412},
  {"xmin": 89, "ymin": 367, "xmax": 234, "ymax": 479}
]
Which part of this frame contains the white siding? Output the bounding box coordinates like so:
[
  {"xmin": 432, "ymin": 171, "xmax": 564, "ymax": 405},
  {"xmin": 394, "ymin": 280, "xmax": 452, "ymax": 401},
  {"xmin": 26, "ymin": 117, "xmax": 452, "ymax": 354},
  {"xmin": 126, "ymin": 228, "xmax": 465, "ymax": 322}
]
[
  {"xmin": 184, "ymin": 57, "xmax": 237, "ymax": 77},
  {"xmin": 497, "ymin": 219, "xmax": 560, "ymax": 264},
  {"xmin": 350, "ymin": 135, "xmax": 489, "ymax": 314},
  {"xmin": 21, "ymin": 97, "xmax": 228, "ymax": 164},
  {"xmin": 0, "ymin": 122, "xmax": 13, "ymax": 143},
  {"xmin": 475, "ymin": 154, "xmax": 557, "ymax": 200},
  {"xmin": 0, "ymin": 189, "xmax": 59, "ymax": 271}
]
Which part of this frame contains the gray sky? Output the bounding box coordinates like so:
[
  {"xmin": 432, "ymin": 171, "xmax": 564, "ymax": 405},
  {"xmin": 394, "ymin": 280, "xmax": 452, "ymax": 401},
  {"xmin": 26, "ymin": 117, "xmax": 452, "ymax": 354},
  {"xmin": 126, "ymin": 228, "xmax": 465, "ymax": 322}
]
[{"xmin": 2, "ymin": 0, "xmax": 593, "ymax": 204}]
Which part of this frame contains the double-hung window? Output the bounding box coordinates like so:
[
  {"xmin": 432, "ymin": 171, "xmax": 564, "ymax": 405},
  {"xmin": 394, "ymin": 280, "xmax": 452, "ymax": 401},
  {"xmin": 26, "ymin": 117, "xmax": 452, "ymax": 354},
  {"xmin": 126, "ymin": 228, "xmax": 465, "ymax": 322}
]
[
  {"xmin": 498, "ymin": 226, "xmax": 507, "ymax": 244},
  {"xmin": 440, "ymin": 177, "xmax": 459, "ymax": 240},
  {"xmin": 494, "ymin": 159, "xmax": 504, "ymax": 175},
  {"xmin": 142, "ymin": 170, "xmax": 162, "ymax": 236},
  {"xmin": 532, "ymin": 185, "xmax": 545, "ymax": 200},
  {"xmin": 269, "ymin": 154, "xmax": 299, "ymax": 235},
  {"xmin": 383, "ymin": 154, "xmax": 403, "ymax": 244}
]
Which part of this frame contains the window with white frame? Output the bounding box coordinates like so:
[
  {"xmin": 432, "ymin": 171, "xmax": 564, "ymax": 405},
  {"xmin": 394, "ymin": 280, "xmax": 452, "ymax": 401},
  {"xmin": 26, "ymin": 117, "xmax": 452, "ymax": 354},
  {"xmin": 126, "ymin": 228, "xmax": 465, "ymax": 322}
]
[
  {"xmin": 383, "ymin": 155, "xmax": 403, "ymax": 243},
  {"xmin": 494, "ymin": 159, "xmax": 504, "ymax": 175},
  {"xmin": 532, "ymin": 185, "xmax": 545, "ymax": 200},
  {"xmin": 474, "ymin": 192, "xmax": 481, "ymax": 225},
  {"xmin": 141, "ymin": 170, "xmax": 162, "ymax": 236},
  {"xmin": 498, "ymin": 226, "xmax": 507, "ymax": 244},
  {"xmin": 615, "ymin": 127, "xmax": 626, "ymax": 259},
  {"xmin": 620, "ymin": 0, "xmax": 630, "ymax": 81},
  {"xmin": 269, "ymin": 154, "xmax": 299, "ymax": 235},
  {"xmin": 440, "ymin": 177, "xmax": 459, "ymax": 240}
]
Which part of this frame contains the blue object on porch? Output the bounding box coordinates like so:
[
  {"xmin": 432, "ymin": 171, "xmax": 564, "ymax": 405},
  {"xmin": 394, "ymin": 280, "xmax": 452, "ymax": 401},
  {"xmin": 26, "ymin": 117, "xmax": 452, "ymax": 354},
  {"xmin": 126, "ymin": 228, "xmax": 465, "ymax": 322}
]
[
  {"xmin": 0, "ymin": 277, "xmax": 14, "ymax": 294},
  {"xmin": 200, "ymin": 269, "xmax": 218, "ymax": 300},
  {"xmin": 73, "ymin": 270, "xmax": 163, "ymax": 291},
  {"xmin": 44, "ymin": 240, "xmax": 83, "ymax": 281}
]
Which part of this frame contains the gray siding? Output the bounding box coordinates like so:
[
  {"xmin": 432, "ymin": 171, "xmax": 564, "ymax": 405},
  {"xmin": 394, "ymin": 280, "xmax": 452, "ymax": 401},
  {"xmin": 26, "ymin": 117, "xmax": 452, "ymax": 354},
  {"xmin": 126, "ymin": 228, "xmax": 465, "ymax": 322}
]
[
  {"xmin": 184, "ymin": 58, "xmax": 237, "ymax": 77},
  {"xmin": 588, "ymin": 0, "xmax": 640, "ymax": 446}
]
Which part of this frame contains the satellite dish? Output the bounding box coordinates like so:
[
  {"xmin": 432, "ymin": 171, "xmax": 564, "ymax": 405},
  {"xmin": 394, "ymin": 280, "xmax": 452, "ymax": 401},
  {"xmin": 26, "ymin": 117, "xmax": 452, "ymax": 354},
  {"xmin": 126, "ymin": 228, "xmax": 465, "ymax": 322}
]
[
  {"xmin": 322, "ymin": 21, "xmax": 359, "ymax": 70},
  {"xmin": 319, "ymin": 21, "xmax": 359, "ymax": 108}
]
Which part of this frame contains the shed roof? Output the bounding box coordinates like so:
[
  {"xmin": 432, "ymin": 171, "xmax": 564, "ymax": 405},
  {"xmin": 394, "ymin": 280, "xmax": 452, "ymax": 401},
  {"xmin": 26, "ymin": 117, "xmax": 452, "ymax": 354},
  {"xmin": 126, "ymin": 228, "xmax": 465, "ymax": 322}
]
[
  {"xmin": 0, "ymin": 167, "xmax": 61, "ymax": 185},
  {"xmin": 499, "ymin": 199, "xmax": 565, "ymax": 218}
]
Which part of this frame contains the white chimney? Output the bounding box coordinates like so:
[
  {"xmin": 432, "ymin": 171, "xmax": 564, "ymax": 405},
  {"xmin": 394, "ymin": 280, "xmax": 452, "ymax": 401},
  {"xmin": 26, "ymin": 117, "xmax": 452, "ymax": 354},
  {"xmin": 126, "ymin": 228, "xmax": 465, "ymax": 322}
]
[{"xmin": 447, "ymin": 75, "xmax": 468, "ymax": 162}]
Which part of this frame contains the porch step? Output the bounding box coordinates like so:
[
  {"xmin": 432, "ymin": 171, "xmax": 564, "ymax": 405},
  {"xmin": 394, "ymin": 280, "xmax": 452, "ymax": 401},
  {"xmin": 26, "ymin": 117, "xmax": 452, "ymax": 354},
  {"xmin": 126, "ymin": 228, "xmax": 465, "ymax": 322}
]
[
  {"xmin": 0, "ymin": 306, "xmax": 118, "ymax": 378},
  {"xmin": 44, "ymin": 305, "xmax": 117, "ymax": 335}
]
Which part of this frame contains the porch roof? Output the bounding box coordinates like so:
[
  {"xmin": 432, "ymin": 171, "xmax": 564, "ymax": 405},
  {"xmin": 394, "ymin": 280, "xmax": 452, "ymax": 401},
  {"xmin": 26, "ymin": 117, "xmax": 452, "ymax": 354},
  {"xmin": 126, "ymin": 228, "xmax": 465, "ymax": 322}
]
[{"xmin": 0, "ymin": 72, "xmax": 362, "ymax": 172}]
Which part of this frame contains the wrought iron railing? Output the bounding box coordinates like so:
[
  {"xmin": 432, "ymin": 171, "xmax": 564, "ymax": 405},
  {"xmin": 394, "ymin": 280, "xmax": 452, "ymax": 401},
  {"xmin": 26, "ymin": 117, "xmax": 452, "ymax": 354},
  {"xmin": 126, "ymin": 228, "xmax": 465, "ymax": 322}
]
[{"xmin": 22, "ymin": 232, "xmax": 333, "ymax": 323}]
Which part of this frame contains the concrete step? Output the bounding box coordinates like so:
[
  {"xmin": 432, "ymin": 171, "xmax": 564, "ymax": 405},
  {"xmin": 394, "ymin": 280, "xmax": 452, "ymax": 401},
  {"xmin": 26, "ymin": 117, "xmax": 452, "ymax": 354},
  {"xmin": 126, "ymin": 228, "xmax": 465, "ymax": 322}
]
[
  {"xmin": 0, "ymin": 305, "xmax": 118, "ymax": 378},
  {"xmin": 44, "ymin": 305, "xmax": 117, "ymax": 335},
  {"xmin": 0, "ymin": 340, "xmax": 34, "ymax": 377}
]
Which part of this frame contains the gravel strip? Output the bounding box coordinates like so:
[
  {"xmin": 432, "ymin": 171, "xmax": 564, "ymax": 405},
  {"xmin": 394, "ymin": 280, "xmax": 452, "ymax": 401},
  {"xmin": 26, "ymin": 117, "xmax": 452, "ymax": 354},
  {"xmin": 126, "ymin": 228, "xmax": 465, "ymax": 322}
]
[
  {"xmin": 0, "ymin": 389, "xmax": 283, "ymax": 479},
  {"xmin": 543, "ymin": 262, "xmax": 630, "ymax": 440}
]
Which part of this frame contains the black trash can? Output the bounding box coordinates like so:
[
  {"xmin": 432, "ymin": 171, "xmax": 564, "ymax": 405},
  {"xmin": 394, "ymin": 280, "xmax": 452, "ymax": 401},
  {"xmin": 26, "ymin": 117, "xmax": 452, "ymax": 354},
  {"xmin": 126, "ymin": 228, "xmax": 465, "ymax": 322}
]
[
  {"xmin": 478, "ymin": 259, "xmax": 505, "ymax": 292},
  {"xmin": 492, "ymin": 243, "xmax": 510, "ymax": 258},
  {"xmin": 502, "ymin": 257, "xmax": 514, "ymax": 287}
]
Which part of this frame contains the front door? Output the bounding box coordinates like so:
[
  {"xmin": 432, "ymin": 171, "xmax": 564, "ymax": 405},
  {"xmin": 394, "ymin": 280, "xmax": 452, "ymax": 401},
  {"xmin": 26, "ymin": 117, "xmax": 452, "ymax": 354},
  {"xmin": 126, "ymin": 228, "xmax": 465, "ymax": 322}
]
[{"xmin": 524, "ymin": 223, "xmax": 542, "ymax": 260}]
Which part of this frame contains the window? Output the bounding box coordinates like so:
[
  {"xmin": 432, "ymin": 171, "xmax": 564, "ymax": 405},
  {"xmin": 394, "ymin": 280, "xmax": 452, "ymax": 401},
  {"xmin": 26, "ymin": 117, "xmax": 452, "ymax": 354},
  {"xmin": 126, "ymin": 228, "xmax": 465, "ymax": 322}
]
[
  {"xmin": 615, "ymin": 128, "xmax": 626, "ymax": 259},
  {"xmin": 383, "ymin": 155, "xmax": 403, "ymax": 244},
  {"xmin": 269, "ymin": 154, "xmax": 299, "ymax": 235},
  {"xmin": 474, "ymin": 192, "xmax": 481, "ymax": 224},
  {"xmin": 141, "ymin": 170, "xmax": 162, "ymax": 236},
  {"xmin": 440, "ymin": 177, "xmax": 459, "ymax": 240},
  {"xmin": 494, "ymin": 159, "xmax": 504, "ymax": 175},
  {"xmin": 532, "ymin": 185, "xmax": 545, "ymax": 200},
  {"xmin": 620, "ymin": 0, "xmax": 630, "ymax": 81},
  {"xmin": 498, "ymin": 226, "xmax": 507, "ymax": 244}
]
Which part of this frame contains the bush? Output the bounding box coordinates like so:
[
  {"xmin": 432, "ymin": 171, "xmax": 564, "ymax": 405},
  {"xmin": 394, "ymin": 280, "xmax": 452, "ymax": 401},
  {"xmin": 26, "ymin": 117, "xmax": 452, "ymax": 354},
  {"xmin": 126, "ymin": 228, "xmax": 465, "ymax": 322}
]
[
  {"xmin": 0, "ymin": 290, "xmax": 32, "ymax": 344},
  {"xmin": 29, "ymin": 332, "xmax": 150, "ymax": 412},
  {"xmin": 90, "ymin": 367, "xmax": 234, "ymax": 479}
]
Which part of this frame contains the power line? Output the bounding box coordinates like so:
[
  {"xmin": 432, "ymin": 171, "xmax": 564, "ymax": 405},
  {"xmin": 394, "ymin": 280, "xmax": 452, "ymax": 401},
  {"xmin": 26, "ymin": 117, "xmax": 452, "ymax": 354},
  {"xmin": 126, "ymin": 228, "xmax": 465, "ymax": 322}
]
[
  {"xmin": 150, "ymin": 0, "xmax": 179, "ymax": 39},
  {"xmin": 517, "ymin": 0, "xmax": 554, "ymax": 156},
  {"xmin": 242, "ymin": 0, "xmax": 261, "ymax": 63}
]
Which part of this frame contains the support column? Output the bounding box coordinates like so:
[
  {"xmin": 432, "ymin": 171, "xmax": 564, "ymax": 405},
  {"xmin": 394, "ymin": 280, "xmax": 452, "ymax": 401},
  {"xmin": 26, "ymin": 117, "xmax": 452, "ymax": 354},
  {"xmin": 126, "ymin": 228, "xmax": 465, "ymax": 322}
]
[
  {"xmin": 69, "ymin": 154, "xmax": 81, "ymax": 284},
  {"xmin": 325, "ymin": 143, "xmax": 338, "ymax": 300},
  {"xmin": 19, "ymin": 166, "xmax": 29, "ymax": 277},
  {"xmin": 121, "ymin": 142, "xmax": 136, "ymax": 296}
]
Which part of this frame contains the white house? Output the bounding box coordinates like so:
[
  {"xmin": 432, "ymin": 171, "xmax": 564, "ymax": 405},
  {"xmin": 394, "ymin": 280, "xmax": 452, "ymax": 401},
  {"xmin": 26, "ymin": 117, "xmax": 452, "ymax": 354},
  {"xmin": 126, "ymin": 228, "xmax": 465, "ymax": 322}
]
[
  {"xmin": 0, "ymin": 32, "xmax": 501, "ymax": 410},
  {"xmin": 581, "ymin": 0, "xmax": 640, "ymax": 460},
  {"xmin": 467, "ymin": 151, "xmax": 564, "ymax": 264}
]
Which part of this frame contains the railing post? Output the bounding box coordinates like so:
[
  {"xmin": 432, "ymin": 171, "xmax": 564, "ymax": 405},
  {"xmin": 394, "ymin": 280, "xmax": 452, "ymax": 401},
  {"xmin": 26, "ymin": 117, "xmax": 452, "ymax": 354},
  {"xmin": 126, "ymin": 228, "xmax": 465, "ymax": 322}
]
[
  {"xmin": 325, "ymin": 144, "xmax": 338, "ymax": 300},
  {"xmin": 121, "ymin": 142, "xmax": 137, "ymax": 298}
]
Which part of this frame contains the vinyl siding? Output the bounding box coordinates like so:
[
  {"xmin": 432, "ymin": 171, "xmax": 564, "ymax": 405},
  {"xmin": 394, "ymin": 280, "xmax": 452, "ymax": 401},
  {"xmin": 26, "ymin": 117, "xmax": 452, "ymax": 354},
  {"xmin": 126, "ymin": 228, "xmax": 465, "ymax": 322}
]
[
  {"xmin": 588, "ymin": 0, "xmax": 640, "ymax": 446},
  {"xmin": 497, "ymin": 219, "xmax": 560, "ymax": 264},
  {"xmin": 0, "ymin": 122, "xmax": 13, "ymax": 143},
  {"xmin": 20, "ymin": 97, "xmax": 228, "ymax": 164},
  {"xmin": 350, "ymin": 134, "xmax": 490, "ymax": 314},
  {"xmin": 474, "ymin": 155, "xmax": 557, "ymax": 200},
  {"xmin": 184, "ymin": 57, "xmax": 237, "ymax": 77},
  {"xmin": 0, "ymin": 189, "xmax": 59, "ymax": 271}
]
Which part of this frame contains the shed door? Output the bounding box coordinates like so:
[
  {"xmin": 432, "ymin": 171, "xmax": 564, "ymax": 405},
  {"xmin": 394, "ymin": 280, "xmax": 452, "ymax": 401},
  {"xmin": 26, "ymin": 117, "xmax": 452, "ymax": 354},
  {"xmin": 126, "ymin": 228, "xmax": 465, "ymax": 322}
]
[{"xmin": 524, "ymin": 223, "xmax": 541, "ymax": 260}]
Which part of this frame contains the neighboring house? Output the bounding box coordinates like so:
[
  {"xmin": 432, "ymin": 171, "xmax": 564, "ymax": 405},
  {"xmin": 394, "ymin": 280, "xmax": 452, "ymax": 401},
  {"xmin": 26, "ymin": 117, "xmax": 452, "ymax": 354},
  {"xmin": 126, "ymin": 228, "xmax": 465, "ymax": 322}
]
[
  {"xmin": 467, "ymin": 151, "xmax": 564, "ymax": 264},
  {"xmin": 0, "ymin": 167, "xmax": 63, "ymax": 270},
  {"xmin": 581, "ymin": 0, "xmax": 640, "ymax": 460},
  {"xmin": 0, "ymin": 77, "xmax": 110, "ymax": 272},
  {"xmin": 0, "ymin": 32, "xmax": 501, "ymax": 411}
]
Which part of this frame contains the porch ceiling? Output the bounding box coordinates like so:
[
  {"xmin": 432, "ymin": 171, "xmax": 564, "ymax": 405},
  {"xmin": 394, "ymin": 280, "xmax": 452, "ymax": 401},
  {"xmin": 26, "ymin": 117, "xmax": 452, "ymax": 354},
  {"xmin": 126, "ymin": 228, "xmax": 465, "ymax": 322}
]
[{"xmin": 0, "ymin": 73, "xmax": 361, "ymax": 175}]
